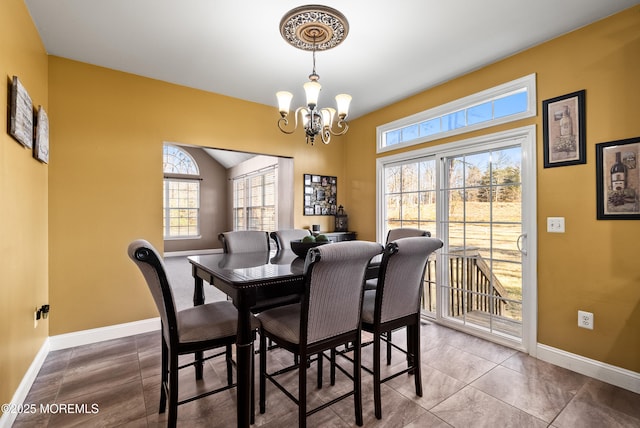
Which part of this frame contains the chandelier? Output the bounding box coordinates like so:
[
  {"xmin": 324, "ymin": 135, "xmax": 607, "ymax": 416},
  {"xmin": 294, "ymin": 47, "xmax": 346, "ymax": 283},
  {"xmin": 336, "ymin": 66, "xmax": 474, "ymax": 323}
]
[{"xmin": 276, "ymin": 5, "xmax": 351, "ymax": 145}]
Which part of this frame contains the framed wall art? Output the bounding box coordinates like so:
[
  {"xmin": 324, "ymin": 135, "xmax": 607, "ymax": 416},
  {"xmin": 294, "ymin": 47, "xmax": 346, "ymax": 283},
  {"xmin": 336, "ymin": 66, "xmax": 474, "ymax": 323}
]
[
  {"xmin": 543, "ymin": 90, "xmax": 586, "ymax": 168},
  {"xmin": 34, "ymin": 105, "xmax": 49, "ymax": 163},
  {"xmin": 596, "ymin": 136, "xmax": 640, "ymax": 220},
  {"xmin": 303, "ymin": 173, "xmax": 337, "ymax": 216},
  {"xmin": 9, "ymin": 76, "xmax": 34, "ymax": 149}
]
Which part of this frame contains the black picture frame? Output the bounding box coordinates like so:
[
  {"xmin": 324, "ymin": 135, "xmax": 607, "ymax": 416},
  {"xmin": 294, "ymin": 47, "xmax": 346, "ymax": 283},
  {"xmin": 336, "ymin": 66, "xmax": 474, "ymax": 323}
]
[
  {"xmin": 543, "ymin": 90, "xmax": 586, "ymax": 168},
  {"xmin": 303, "ymin": 173, "xmax": 337, "ymax": 216},
  {"xmin": 596, "ymin": 137, "xmax": 640, "ymax": 220}
]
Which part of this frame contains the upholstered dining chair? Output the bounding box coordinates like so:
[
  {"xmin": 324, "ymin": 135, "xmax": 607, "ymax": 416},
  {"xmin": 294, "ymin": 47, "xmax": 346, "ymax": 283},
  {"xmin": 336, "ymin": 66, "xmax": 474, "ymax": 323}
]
[
  {"xmin": 127, "ymin": 239, "xmax": 259, "ymax": 428},
  {"xmin": 218, "ymin": 230, "xmax": 270, "ymax": 253},
  {"xmin": 386, "ymin": 227, "xmax": 431, "ymax": 242},
  {"xmin": 359, "ymin": 236, "xmax": 443, "ymax": 419},
  {"xmin": 366, "ymin": 227, "xmax": 431, "ymax": 288},
  {"xmin": 365, "ymin": 227, "xmax": 432, "ymax": 363},
  {"xmin": 258, "ymin": 240, "xmax": 383, "ymax": 428},
  {"xmin": 270, "ymin": 229, "xmax": 311, "ymax": 250}
]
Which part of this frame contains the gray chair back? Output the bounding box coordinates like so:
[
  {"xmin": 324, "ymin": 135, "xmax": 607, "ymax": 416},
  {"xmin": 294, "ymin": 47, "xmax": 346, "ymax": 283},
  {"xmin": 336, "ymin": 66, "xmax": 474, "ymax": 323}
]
[
  {"xmin": 127, "ymin": 239, "xmax": 176, "ymax": 344},
  {"xmin": 377, "ymin": 236, "xmax": 443, "ymax": 323},
  {"xmin": 270, "ymin": 229, "xmax": 311, "ymax": 250},
  {"xmin": 303, "ymin": 241, "xmax": 383, "ymax": 344},
  {"xmin": 219, "ymin": 230, "xmax": 270, "ymax": 253},
  {"xmin": 386, "ymin": 227, "xmax": 430, "ymax": 243}
]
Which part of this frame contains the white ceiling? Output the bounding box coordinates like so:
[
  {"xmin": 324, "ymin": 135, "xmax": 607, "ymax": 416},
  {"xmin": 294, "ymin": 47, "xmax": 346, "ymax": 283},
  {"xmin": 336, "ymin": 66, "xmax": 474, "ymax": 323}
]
[{"xmin": 25, "ymin": 0, "xmax": 639, "ymax": 122}]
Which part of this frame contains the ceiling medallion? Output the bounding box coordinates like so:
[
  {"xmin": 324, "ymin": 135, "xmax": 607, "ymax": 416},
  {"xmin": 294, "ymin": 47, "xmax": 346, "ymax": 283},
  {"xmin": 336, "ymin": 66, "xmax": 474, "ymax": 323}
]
[{"xmin": 279, "ymin": 5, "xmax": 349, "ymax": 51}]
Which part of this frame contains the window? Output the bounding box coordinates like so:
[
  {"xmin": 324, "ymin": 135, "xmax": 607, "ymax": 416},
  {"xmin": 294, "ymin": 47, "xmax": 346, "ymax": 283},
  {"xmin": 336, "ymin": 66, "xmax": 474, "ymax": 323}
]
[
  {"xmin": 377, "ymin": 74, "xmax": 536, "ymax": 153},
  {"xmin": 233, "ymin": 166, "xmax": 277, "ymax": 231},
  {"xmin": 384, "ymin": 158, "xmax": 437, "ymax": 234},
  {"xmin": 163, "ymin": 144, "xmax": 200, "ymax": 238}
]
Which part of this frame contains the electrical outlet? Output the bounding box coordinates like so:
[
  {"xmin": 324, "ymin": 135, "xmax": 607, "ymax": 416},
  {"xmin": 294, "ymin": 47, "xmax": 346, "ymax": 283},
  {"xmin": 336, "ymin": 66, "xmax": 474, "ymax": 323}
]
[
  {"xmin": 578, "ymin": 310, "xmax": 594, "ymax": 330},
  {"xmin": 547, "ymin": 217, "xmax": 565, "ymax": 233}
]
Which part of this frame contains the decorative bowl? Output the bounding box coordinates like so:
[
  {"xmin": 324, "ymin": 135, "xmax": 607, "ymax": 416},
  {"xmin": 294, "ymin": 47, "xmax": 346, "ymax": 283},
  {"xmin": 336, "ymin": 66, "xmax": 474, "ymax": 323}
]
[{"xmin": 290, "ymin": 239, "xmax": 330, "ymax": 258}]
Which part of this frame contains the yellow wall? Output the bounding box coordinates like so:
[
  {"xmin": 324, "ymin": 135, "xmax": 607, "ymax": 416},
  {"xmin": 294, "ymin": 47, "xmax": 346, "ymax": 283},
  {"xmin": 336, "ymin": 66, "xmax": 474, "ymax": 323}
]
[
  {"xmin": 47, "ymin": 57, "xmax": 348, "ymax": 335},
  {"xmin": 0, "ymin": 0, "xmax": 49, "ymax": 410},
  {"xmin": 345, "ymin": 6, "xmax": 640, "ymax": 372},
  {"xmin": 2, "ymin": 2, "xmax": 639, "ymax": 412}
]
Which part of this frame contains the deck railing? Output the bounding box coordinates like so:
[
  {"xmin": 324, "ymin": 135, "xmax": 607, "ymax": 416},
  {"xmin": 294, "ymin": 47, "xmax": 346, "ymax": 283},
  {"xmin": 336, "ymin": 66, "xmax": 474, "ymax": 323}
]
[{"xmin": 421, "ymin": 247, "xmax": 507, "ymax": 316}]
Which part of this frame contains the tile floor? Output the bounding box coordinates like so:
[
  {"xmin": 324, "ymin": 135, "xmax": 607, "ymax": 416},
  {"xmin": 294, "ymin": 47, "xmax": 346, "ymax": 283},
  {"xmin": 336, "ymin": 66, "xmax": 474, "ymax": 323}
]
[{"xmin": 13, "ymin": 321, "xmax": 640, "ymax": 427}]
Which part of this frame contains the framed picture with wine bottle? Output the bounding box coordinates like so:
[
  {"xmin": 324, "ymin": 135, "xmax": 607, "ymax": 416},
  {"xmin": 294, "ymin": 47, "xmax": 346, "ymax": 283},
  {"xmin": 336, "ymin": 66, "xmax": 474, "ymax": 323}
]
[
  {"xmin": 543, "ymin": 90, "xmax": 586, "ymax": 168},
  {"xmin": 596, "ymin": 136, "xmax": 640, "ymax": 219}
]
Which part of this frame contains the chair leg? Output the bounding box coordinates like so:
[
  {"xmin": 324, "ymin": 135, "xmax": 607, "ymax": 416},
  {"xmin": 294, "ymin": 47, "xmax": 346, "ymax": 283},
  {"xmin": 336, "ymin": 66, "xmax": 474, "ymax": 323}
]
[
  {"xmin": 168, "ymin": 352, "xmax": 179, "ymax": 428},
  {"xmin": 159, "ymin": 338, "xmax": 168, "ymax": 413},
  {"xmin": 226, "ymin": 344, "xmax": 233, "ymax": 386},
  {"xmin": 195, "ymin": 350, "xmax": 204, "ymax": 380},
  {"xmin": 386, "ymin": 330, "xmax": 392, "ymax": 365},
  {"xmin": 412, "ymin": 322, "xmax": 423, "ymax": 397},
  {"xmin": 317, "ymin": 352, "xmax": 323, "ymax": 389},
  {"xmin": 373, "ymin": 331, "xmax": 382, "ymax": 420},
  {"xmin": 251, "ymin": 341, "xmax": 256, "ymax": 425},
  {"xmin": 354, "ymin": 335, "xmax": 363, "ymax": 426},
  {"xmin": 406, "ymin": 326, "xmax": 414, "ymax": 373},
  {"xmin": 259, "ymin": 332, "xmax": 267, "ymax": 414},
  {"xmin": 330, "ymin": 348, "xmax": 336, "ymax": 386},
  {"xmin": 299, "ymin": 351, "xmax": 307, "ymax": 428}
]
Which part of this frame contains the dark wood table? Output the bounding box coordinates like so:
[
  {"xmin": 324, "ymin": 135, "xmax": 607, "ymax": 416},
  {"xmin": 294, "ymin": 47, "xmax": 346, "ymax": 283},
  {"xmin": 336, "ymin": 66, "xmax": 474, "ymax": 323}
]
[{"xmin": 187, "ymin": 249, "xmax": 305, "ymax": 428}]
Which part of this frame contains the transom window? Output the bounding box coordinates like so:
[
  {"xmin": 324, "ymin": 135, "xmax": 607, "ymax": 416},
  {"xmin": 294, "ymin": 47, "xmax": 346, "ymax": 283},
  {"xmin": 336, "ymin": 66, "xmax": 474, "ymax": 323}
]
[
  {"xmin": 377, "ymin": 74, "xmax": 536, "ymax": 153},
  {"xmin": 233, "ymin": 166, "xmax": 277, "ymax": 231},
  {"xmin": 163, "ymin": 144, "xmax": 200, "ymax": 238}
]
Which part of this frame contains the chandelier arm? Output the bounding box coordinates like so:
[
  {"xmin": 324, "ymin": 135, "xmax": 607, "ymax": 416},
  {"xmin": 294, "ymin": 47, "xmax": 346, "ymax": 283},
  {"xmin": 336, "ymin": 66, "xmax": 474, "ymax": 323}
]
[
  {"xmin": 277, "ymin": 107, "xmax": 307, "ymax": 134},
  {"xmin": 327, "ymin": 119, "xmax": 349, "ymax": 136},
  {"xmin": 320, "ymin": 127, "xmax": 331, "ymax": 144}
]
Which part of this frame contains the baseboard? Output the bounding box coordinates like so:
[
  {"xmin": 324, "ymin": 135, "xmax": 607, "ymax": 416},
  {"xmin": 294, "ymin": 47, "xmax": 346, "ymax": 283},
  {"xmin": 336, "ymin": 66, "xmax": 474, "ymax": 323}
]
[
  {"xmin": 49, "ymin": 317, "xmax": 160, "ymax": 351},
  {"xmin": 537, "ymin": 344, "xmax": 640, "ymax": 394},
  {"xmin": 0, "ymin": 339, "xmax": 50, "ymax": 428},
  {"xmin": 164, "ymin": 248, "xmax": 222, "ymax": 257}
]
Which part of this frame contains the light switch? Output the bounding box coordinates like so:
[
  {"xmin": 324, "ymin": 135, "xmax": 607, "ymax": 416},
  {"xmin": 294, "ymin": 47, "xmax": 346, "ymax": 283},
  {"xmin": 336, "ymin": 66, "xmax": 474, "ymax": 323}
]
[{"xmin": 547, "ymin": 217, "xmax": 565, "ymax": 233}]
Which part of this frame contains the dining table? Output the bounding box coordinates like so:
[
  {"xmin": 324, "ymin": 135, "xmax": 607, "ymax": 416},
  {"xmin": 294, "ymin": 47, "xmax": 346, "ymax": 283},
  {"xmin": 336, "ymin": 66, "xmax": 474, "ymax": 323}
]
[{"xmin": 187, "ymin": 249, "xmax": 306, "ymax": 428}]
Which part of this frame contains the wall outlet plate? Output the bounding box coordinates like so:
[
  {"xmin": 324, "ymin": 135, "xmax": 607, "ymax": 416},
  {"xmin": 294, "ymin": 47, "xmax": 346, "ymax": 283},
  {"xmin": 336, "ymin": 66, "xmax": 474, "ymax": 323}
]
[
  {"xmin": 547, "ymin": 217, "xmax": 565, "ymax": 233},
  {"xmin": 578, "ymin": 310, "xmax": 594, "ymax": 330}
]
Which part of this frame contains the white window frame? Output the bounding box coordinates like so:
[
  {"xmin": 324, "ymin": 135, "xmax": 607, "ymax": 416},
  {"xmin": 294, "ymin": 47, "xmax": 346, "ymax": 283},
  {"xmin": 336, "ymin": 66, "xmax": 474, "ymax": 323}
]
[
  {"xmin": 377, "ymin": 74, "xmax": 536, "ymax": 154},
  {"xmin": 163, "ymin": 144, "xmax": 201, "ymax": 240},
  {"xmin": 232, "ymin": 165, "xmax": 278, "ymax": 231},
  {"xmin": 163, "ymin": 178, "xmax": 201, "ymax": 239}
]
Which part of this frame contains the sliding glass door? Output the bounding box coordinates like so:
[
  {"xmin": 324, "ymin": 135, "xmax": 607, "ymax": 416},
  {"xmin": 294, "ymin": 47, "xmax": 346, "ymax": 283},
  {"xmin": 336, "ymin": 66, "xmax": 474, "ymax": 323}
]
[{"xmin": 378, "ymin": 126, "xmax": 536, "ymax": 350}]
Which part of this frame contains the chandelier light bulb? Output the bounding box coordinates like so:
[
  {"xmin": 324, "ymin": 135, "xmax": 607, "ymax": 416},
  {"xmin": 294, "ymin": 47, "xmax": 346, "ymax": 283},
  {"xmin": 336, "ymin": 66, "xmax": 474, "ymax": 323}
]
[
  {"xmin": 335, "ymin": 94, "xmax": 352, "ymax": 118},
  {"xmin": 303, "ymin": 81, "xmax": 321, "ymax": 108},
  {"xmin": 276, "ymin": 91, "xmax": 293, "ymax": 116}
]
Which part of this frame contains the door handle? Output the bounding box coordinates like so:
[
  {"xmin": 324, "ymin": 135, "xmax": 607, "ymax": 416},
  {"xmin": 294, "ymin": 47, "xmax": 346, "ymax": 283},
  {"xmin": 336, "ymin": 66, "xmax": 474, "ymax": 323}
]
[{"xmin": 517, "ymin": 233, "xmax": 527, "ymax": 256}]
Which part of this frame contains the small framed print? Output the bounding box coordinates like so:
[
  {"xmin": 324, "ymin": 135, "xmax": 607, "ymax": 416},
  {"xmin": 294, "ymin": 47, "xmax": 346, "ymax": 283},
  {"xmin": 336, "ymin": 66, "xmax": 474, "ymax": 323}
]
[
  {"xmin": 9, "ymin": 76, "xmax": 34, "ymax": 149},
  {"xmin": 34, "ymin": 106, "xmax": 49, "ymax": 163},
  {"xmin": 543, "ymin": 90, "xmax": 586, "ymax": 168},
  {"xmin": 596, "ymin": 137, "xmax": 640, "ymax": 220}
]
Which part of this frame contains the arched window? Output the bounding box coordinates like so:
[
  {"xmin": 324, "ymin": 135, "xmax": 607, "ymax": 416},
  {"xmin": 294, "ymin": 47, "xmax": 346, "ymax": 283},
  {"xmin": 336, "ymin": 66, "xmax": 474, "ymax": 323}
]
[
  {"xmin": 163, "ymin": 144, "xmax": 200, "ymax": 238},
  {"xmin": 164, "ymin": 144, "xmax": 199, "ymax": 175}
]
